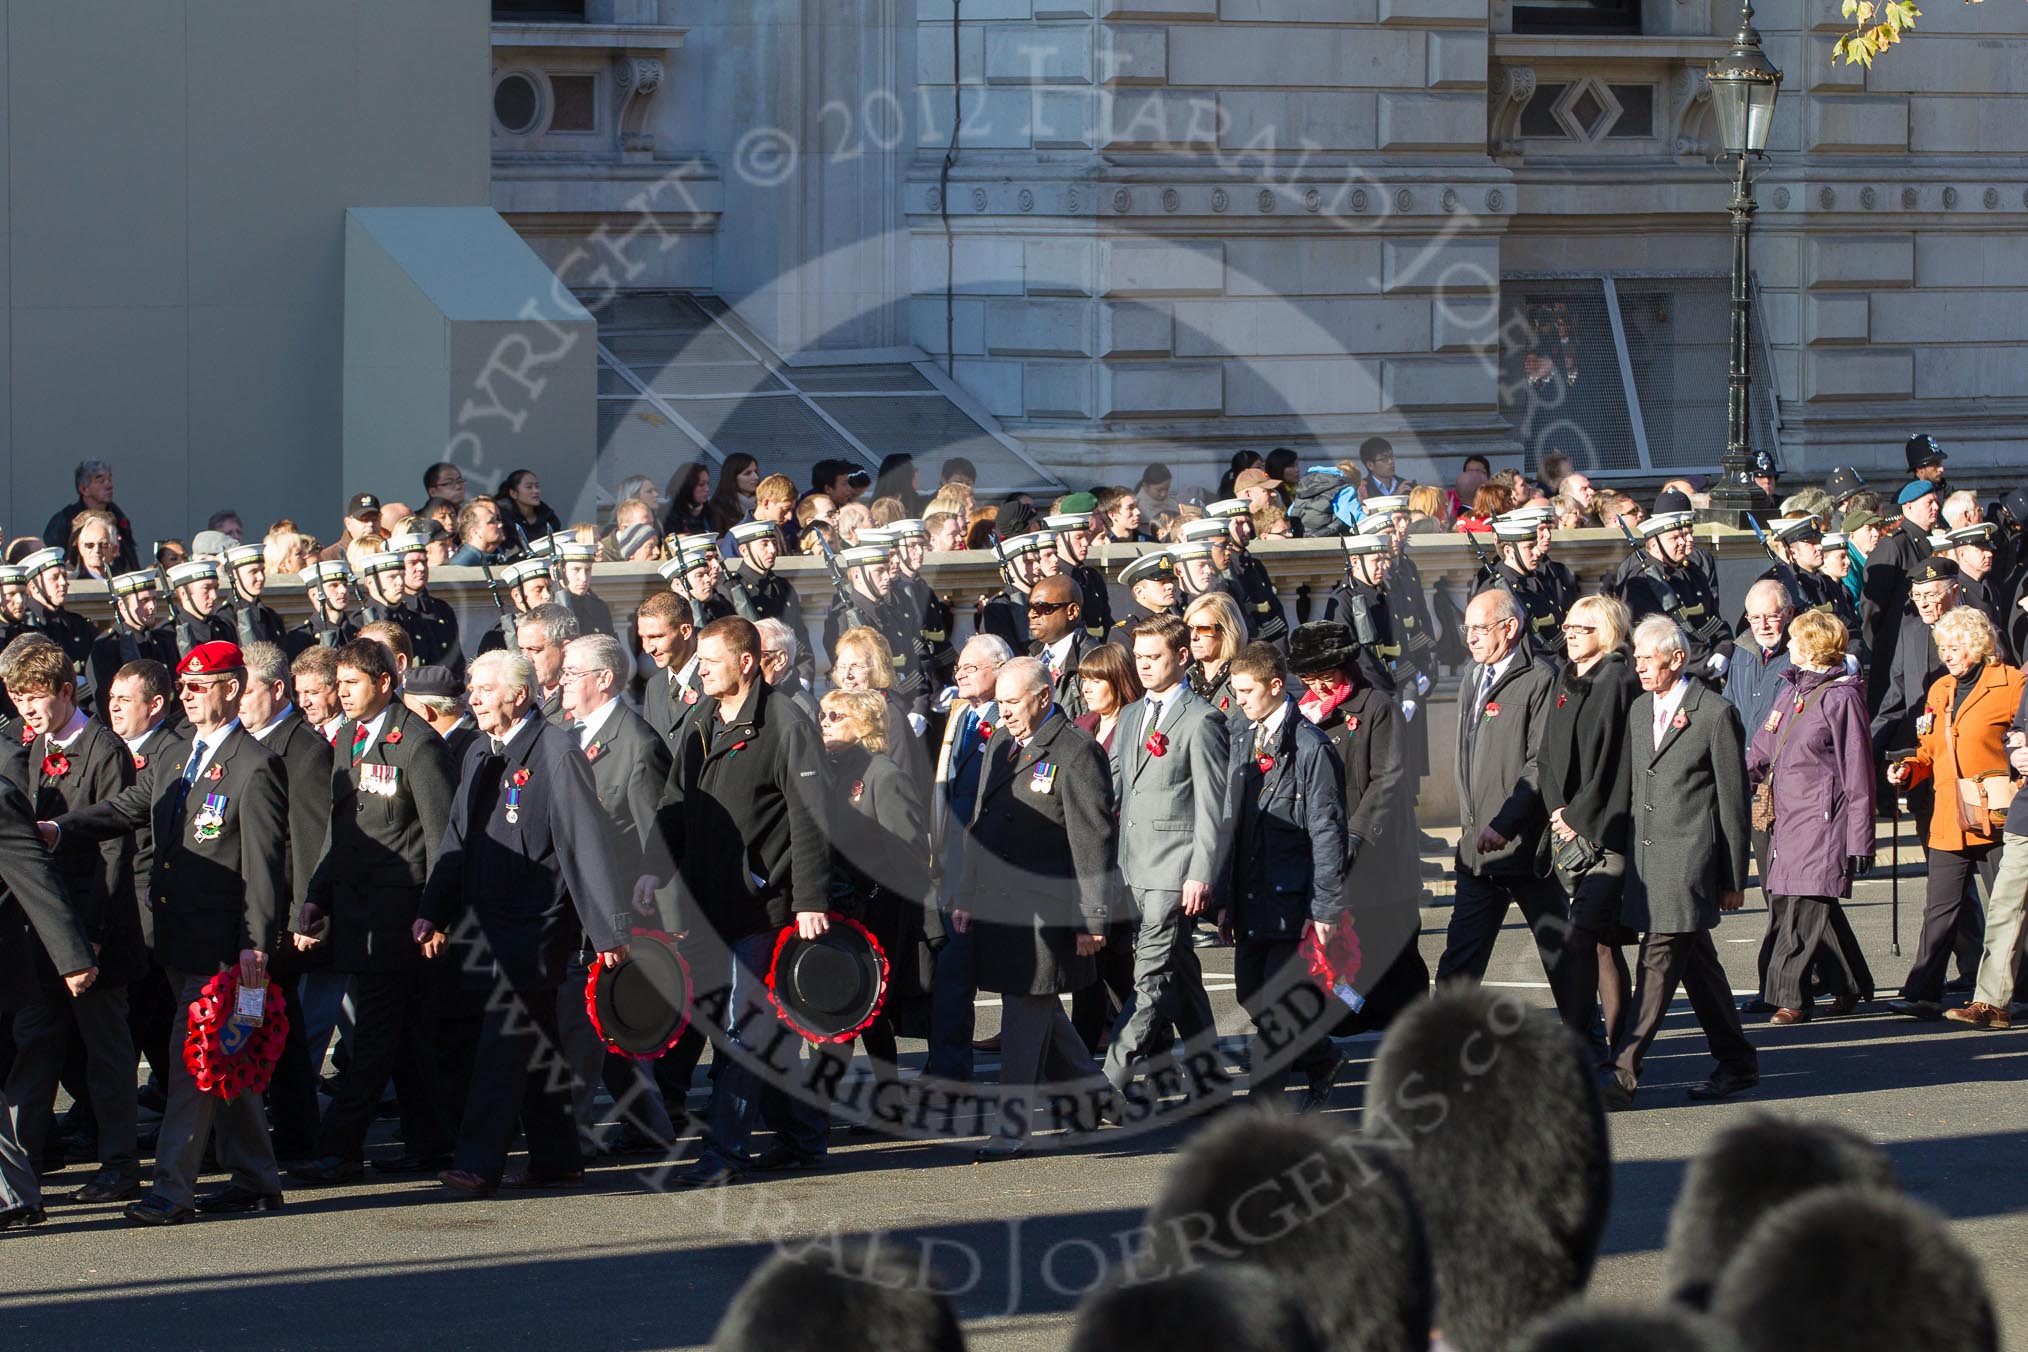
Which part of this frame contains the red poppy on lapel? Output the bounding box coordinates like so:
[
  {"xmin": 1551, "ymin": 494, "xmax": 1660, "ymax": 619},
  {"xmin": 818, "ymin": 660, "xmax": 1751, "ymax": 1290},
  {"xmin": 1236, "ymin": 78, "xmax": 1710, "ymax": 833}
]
[
  {"xmin": 729, "ymin": 740, "xmax": 748, "ymax": 758},
  {"xmin": 1346, "ymin": 714, "xmax": 1360, "ymax": 731},
  {"xmin": 1556, "ymin": 692, "xmax": 1568, "ymax": 709},
  {"xmin": 512, "ymin": 767, "xmax": 531, "ymax": 787},
  {"xmin": 1483, "ymin": 701, "xmax": 1501, "ymax": 719},
  {"xmin": 41, "ymin": 752, "xmax": 69, "ymax": 779},
  {"xmin": 1145, "ymin": 730, "xmax": 1169, "ymax": 757},
  {"xmin": 1219, "ymin": 696, "xmax": 1230, "ymax": 711},
  {"xmin": 204, "ymin": 765, "xmax": 224, "ymax": 782},
  {"xmin": 682, "ymin": 688, "xmax": 699, "ymax": 705},
  {"xmin": 16, "ymin": 725, "xmax": 30, "ymax": 746},
  {"xmin": 383, "ymin": 728, "xmax": 402, "ymax": 745},
  {"xmin": 585, "ymin": 743, "xmax": 602, "ymax": 762},
  {"xmin": 132, "ymin": 753, "xmax": 147, "ymax": 771},
  {"xmin": 1255, "ymin": 753, "xmax": 1274, "ymax": 773},
  {"xmin": 850, "ymin": 780, "xmax": 865, "ymax": 804},
  {"xmin": 977, "ymin": 720, "xmax": 993, "ymax": 742},
  {"xmin": 1671, "ymin": 711, "xmax": 1689, "ymax": 730}
]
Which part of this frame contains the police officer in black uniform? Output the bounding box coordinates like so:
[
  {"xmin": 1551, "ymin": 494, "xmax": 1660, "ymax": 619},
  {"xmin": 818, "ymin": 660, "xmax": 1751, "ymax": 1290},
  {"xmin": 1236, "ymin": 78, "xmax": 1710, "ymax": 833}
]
[
  {"xmin": 219, "ymin": 543, "xmax": 287, "ymax": 649},
  {"xmin": 1610, "ymin": 506, "xmax": 1734, "ymax": 684},
  {"xmin": 88, "ymin": 570, "xmax": 180, "ymax": 708},
  {"xmin": 1322, "ymin": 529, "xmax": 1407, "ymax": 700},
  {"xmin": 1205, "ymin": 496, "xmax": 1287, "ymax": 646},
  {"xmin": 385, "ymin": 529, "xmax": 463, "ymax": 674},
  {"xmin": 1108, "ymin": 550, "xmax": 1183, "ymax": 646},
  {"xmin": 979, "ymin": 531, "xmax": 1049, "ymax": 651},
  {"xmin": 1473, "ymin": 513, "xmax": 1565, "ymax": 659},
  {"xmin": 885, "ymin": 519, "xmax": 955, "ymax": 694},
  {"xmin": 1045, "ymin": 494, "xmax": 1114, "ymax": 642},
  {"xmin": 17, "ymin": 547, "xmax": 98, "ymax": 703}
]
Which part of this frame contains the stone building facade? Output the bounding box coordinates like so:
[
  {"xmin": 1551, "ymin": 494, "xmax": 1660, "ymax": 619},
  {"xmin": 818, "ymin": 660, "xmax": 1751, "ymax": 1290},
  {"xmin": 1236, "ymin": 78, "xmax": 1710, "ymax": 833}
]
[{"xmin": 490, "ymin": 0, "xmax": 2028, "ymax": 494}]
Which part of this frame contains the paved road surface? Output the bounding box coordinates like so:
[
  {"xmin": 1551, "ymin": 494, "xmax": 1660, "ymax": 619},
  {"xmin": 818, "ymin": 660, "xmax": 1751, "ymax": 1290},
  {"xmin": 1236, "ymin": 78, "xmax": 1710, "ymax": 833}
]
[{"xmin": 1, "ymin": 852, "xmax": 2022, "ymax": 1350}]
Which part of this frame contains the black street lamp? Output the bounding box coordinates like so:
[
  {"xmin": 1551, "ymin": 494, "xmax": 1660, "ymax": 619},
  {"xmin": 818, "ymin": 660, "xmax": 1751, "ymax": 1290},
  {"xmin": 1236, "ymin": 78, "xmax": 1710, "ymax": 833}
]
[{"xmin": 1704, "ymin": 0, "xmax": 1782, "ymax": 528}]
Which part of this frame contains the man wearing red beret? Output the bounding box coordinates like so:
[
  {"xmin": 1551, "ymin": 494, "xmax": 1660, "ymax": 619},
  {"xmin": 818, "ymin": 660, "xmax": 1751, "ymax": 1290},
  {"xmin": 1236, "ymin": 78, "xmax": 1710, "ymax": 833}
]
[{"xmin": 50, "ymin": 640, "xmax": 292, "ymax": 1225}]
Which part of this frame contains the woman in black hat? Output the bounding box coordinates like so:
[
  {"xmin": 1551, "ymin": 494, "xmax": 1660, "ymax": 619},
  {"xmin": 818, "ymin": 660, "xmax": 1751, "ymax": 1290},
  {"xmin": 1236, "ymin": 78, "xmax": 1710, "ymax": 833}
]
[
  {"xmin": 1286, "ymin": 621, "xmax": 1427, "ymax": 1032},
  {"xmin": 816, "ymin": 689, "xmax": 930, "ymax": 1103}
]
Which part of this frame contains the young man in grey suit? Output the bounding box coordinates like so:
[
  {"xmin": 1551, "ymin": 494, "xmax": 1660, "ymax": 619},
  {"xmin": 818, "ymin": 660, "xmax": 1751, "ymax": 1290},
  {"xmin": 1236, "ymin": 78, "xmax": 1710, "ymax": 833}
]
[
  {"xmin": 1101, "ymin": 613, "xmax": 1231, "ymax": 1108},
  {"xmin": 1603, "ymin": 615, "xmax": 1759, "ymax": 1109}
]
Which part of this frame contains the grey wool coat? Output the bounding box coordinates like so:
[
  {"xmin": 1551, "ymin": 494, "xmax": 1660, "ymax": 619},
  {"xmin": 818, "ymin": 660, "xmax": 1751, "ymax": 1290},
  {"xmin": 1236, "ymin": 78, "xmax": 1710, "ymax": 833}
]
[{"xmin": 1622, "ymin": 678, "xmax": 1751, "ymax": 934}]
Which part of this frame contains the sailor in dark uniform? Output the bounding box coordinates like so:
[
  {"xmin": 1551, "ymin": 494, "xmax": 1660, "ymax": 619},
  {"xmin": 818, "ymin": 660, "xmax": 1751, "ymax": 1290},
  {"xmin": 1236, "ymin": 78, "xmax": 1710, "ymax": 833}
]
[
  {"xmin": 1748, "ymin": 516, "xmax": 1842, "ymax": 628},
  {"xmin": 163, "ymin": 559, "xmax": 238, "ymax": 658},
  {"xmin": 352, "ymin": 550, "xmax": 407, "ymax": 629},
  {"xmin": 553, "ymin": 538, "xmax": 615, "ymax": 638},
  {"xmin": 1173, "ymin": 519, "xmax": 1244, "ymax": 608},
  {"xmin": 886, "ymin": 519, "xmax": 955, "ymax": 694},
  {"xmin": 386, "ymin": 530, "xmax": 463, "ymax": 675},
  {"xmin": 1321, "ymin": 529, "xmax": 1406, "ymax": 701},
  {"xmin": 219, "ymin": 543, "xmax": 287, "ymax": 649},
  {"xmin": 475, "ymin": 556, "xmax": 554, "ymax": 656},
  {"xmin": 723, "ymin": 520, "xmax": 803, "ymax": 632},
  {"xmin": 1108, "ymin": 550, "xmax": 1183, "ymax": 646},
  {"xmin": 19, "ymin": 547, "xmax": 99, "ymax": 703},
  {"xmin": 1045, "ymin": 495, "xmax": 1114, "ymax": 642},
  {"xmin": 286, "ymin": 559, "xmax": 360, "ymax": 657},
  {"xmin": 0, "ymin": 564, "xmax": 33, "ymax": 647},
  {"xmin": 1203, "ymin": 497, "xmax": 1287, "ymax": 646},
  {"xmin": 1940, "ymin": 522, "xmax": 2010, "ymax": 660},
  {"xmin": 1360, "ymin": 496, "xmax": 1436, "ymax": 790},
  {"xmin": 1473, "ymin": 513, "xmax": 1566, "ymax": 660},
  {"xmin": 1610, "ymin": 507, "xmax": 1734, "ymax": 683},
  {"xmin": 669, "ymin": 534, "xmax": 737, "ymax": 631},
  {"xmin": 88, "ymin": 571, "xmax": 180, "ymax": 711},
  {"xmin": 979, "ymin": 531, "xmax": 1050, "ymax": 651},
  {"xmin": 1523, "ymin": 505, "xmax": 1582, "ymax": 622}
]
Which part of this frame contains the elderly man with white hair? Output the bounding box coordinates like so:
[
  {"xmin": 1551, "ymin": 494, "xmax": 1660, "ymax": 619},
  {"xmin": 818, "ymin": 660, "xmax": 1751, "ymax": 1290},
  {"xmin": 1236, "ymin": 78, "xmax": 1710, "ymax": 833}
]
[
  {"xmin": 413, "ymin": 648, "xmax": 630, "ymax": 1196},
  {"xmin": 754, "ymin": 616, "xmax": 817, "ymax": 723},
  {"xmin": 924, "ymin": 632, "xmax": 1015, "ymax": 1080}
]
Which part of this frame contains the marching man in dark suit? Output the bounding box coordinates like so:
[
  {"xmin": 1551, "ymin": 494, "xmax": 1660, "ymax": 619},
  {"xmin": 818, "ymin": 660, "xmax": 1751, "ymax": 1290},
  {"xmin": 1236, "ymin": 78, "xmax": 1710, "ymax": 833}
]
[
  {"xmin": 49, "ymin": 640, "xmax": 292, "ymax": 1225},
  {"xmin": 102, "ymin": 658, "xmax": 186, "ymax": 1089},
  {"xmin": 0, "ymin": 772, "xmax": 100, "ymax": 1231},
  {"xmin": 1602, "ymin": 616, "xmax": 1759, "ymax": 1109},
  {"xmin": 236, "ymin": 640, "xmax": 335, "ymax": 1164},
  {"xmin": 1101, "ymin": 613, "xmax": 1231, "ymax": 1107},
  {"xmin": 635, "ymin": 591, "xmax": 703, "ymax": 754},
  {"xmin": 553, "ymin": 632, "xmax": 680, "ymax": 1153},
  {"xmin": 951, "ymin": 655, "xmax": 1114, "ymax": 1158},
  {"xmin": 414, "ymin": 649, "xmax": 631, "ymax": 1197},
  {"xmin": 1436, "ymin": 588, "xmax": 1573, "ymax": 1024},
  {"xmin": 291, "ymin": 639, "xmax": 458, "ymax": 1185},
  {"xmin": 1220, "ymin": 642, "xmax": 1346, "ymax": 1108},
  {"xmin": 0, "ymin": 638, "xmax": 141, "ymax": 1201}
]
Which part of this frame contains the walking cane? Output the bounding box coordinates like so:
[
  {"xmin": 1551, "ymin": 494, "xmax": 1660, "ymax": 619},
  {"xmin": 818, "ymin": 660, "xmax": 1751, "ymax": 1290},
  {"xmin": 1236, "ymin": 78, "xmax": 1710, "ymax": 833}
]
[{"xmin": 1890, "ymin": 788, "xmax": 1901, "ymax": 958}]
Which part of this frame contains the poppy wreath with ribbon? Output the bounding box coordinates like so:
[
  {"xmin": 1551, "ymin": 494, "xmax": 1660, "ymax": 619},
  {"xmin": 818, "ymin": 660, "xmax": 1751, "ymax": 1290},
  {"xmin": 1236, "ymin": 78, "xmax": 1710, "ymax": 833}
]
[
  {"xmin": 582, "ymin": 929, "xmax": 693, "ymax": 1061},
  {"xmin": 183, "ymin": 971, "xmax": 290, "ymax": 1101},
  {"xmin": 764, "ymin": 912, "xmax": 890, "ymax": 1045},
  {"xmin": 1300, "ymin": 920, "xmax": 1364, "ymax": 999}
]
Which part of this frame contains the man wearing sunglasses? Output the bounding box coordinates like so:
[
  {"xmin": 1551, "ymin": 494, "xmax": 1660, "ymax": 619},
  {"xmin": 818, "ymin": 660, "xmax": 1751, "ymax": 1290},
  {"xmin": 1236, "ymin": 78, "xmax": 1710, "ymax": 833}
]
[
  {"xmin": 49, "ymin": 640, "xmax": 290, "ymax": 1225},
  {"xmin": 1027, "ymin": 574, "xmax": 1091, "ymax": 720}
]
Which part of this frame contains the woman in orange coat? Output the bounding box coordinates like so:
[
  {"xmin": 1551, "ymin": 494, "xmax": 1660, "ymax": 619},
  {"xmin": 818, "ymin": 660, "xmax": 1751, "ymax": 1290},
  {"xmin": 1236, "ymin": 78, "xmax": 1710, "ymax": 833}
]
[{"xmin": 1885, "ymin": 606, "xmax": 2024, "ymax": 1017}]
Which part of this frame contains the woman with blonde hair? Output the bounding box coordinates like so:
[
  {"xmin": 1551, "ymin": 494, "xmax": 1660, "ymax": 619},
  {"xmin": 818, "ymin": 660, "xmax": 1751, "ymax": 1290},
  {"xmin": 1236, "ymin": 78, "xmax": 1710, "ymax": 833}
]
[
  {"xmin": 264, "ymin": 529, "xmax": 310, "ymax": 579},
  {"xmin": 1405, "ymin": 483, "xmax": 1447, "ymax": 529},
  {"xmin": 1539, "ymin": 593, "xmax": 1640, "ymax": 1063},
  {"xmin": 831, "ymin": 625, "xmax": 927, "ymax": 750},
  {"xmin": 1183, "ymin": 590, "xmax": 1247, "ymax": 715},
  {"xmin": 1885, "ymin": 605, "xmax": 2022, "ymax": 1021},
  {"xmin": 1745, "ymin": 608, "xmax": 1876, "ymax": 1024},
  {"xmin": 817, "ymin": 688, "xmax": 930, "ymax": 1098}
]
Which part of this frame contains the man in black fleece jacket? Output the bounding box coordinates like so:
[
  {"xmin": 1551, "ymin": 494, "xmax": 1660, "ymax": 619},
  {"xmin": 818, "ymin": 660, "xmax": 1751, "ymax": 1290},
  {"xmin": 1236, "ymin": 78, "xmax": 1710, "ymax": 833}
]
[{"xmin": 653, "ymin": 617, "xmax": 833, "ymax": 1186}]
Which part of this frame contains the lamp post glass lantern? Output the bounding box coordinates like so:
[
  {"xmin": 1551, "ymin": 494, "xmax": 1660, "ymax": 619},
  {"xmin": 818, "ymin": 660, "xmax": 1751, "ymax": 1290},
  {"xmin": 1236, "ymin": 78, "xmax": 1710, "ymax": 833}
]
[{"xmin": 1705, "ymin": 0, "xmax": 1782, "ymax": 527}]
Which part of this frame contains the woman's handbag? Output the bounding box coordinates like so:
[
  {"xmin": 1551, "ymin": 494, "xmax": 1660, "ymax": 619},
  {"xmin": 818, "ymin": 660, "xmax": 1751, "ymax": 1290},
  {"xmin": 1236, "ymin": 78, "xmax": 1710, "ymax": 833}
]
[
  {"xmin": 1553, "ymin": 831, "xmax": 1604, "ymax": 878},
  {"xmin": 1955, "ymin": 771, "xmax": 2016, "ymax": 838}
]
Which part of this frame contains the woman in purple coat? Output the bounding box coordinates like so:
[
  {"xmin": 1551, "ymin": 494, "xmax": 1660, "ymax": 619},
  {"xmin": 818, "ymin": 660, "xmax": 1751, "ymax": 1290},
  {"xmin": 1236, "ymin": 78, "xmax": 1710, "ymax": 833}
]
[{"xmin": 1745, "ymin": 610, "xmax": 1877, "ymax": 1023}]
